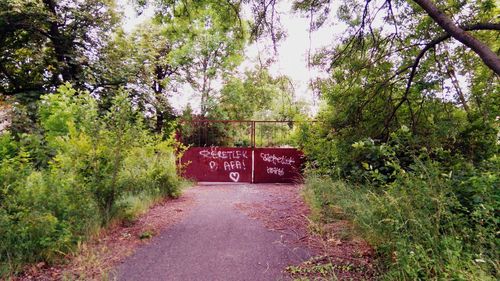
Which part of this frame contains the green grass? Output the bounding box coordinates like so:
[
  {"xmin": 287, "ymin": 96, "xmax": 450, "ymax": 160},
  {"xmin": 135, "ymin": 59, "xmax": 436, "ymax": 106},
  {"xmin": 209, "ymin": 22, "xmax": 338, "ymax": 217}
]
[{"xmin": 303, "ymin": 173, "xmax": 498, "ymax": 280}]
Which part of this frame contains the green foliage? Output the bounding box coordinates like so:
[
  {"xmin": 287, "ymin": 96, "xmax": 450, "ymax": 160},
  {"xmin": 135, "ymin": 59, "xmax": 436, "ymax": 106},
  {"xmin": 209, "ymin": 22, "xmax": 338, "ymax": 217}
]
[
  {"xmin": 0, "ymin": 84, "xmax": 182, "ymax": 276},
  {"xmin": 294, "ymin": 121, "xmax": 339, "ymax": 177},
  {"xmin": 0, "ymin": 0, "xmax": 119, "ymax": 99},
  {"xmin": 299, "ymin": 118, "xmax": 499, "ymax": 279},
  {"xmin": 213, "ymin": 69, "xmax": 309, "ymax": 121},
  {"xmin": 299, "ymin": 111, "xmax": 498, "ymax": 185},
  {"xmin": 128, "ymin": 0, "xmax": 248, "ymax": 119},
  {"xmin": 304, "ymin": 159, "xmax": 499, "ymax": 280},
  {"xmin": 0, "ymin": 132, "xmax": 18, "ymax": 160},
  {"xmin": 294, "ymin": 1, "xmax": 500, "ymax": 280},
  {"xmin": 297, "ymin": 85, "xmax": 499, "ymax": 279},
  {"xmin": 0, "ymin": 169, "xmax": 99, "ymax": 268},
  {"xmin": 0, "ymin": 150, "xmax": 31, "ymax": 205},
  {"xmin": 118, "ymin": 139, "xmax": 181, "ymax": 198}
]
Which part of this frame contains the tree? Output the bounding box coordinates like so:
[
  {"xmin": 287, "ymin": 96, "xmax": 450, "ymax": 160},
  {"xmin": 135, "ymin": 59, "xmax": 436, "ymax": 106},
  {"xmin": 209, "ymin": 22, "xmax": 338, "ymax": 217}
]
[
  {"xmin": 142, "ymin": 0, "xmax": 498, "ymax": 125},
  {"xmin": 122, "ymin": 0, "xmax": 246, "ymax": 133},
  {"xmin": 174, "ymin": 1, "xmax": 247, "ymax": 116},
  {"xmin": 286, "ymin": 0, "xmax": 499, "ymax": 139},
  {"xmin": 127, "ymin": 22, "xmax": 184, "ymax": 133},
  {"xmin": 247, "ymin": 0, "xmax": 499, "ymax": 73},
  {"xmin": 87, "ymin": 28, "xmax": 140, "ymax": 99},
  {"xmin": 412, "ymin": 0, "xmax": 500, "ymax": 74},
  {"xmin": 212, "ymin": 68, "xmax": 307, "ymax": 121},
  {"xmin": 0, "ymin": 0, "xmax": 119, "ymax": 101},
  {"xmin": 135, "ymin": 0, "xmax": 247, "ymax": 116}
]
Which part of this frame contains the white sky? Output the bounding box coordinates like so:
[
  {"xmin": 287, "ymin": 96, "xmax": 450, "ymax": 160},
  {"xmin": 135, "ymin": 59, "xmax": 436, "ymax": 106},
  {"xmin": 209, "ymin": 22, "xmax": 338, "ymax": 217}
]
[{"xmin": 118, "ymin": 0, "xmax": 345, "ymax": 115}]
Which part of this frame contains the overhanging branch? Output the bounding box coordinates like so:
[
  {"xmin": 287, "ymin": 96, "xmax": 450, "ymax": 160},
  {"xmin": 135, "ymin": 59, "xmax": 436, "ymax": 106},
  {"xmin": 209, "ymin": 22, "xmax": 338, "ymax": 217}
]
[
  {"xmin": 382, "ymin": 22, "xmax": 500, "ymax": 137},
  {"xmin": 412, "ymin": 0, "xmax": 500, "ymax": 74}
]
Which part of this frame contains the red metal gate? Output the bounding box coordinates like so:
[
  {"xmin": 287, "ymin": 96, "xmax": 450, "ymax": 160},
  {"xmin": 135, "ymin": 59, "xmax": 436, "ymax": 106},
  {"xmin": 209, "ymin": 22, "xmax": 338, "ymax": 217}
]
[
  {"xmin": 253, "ymin": 148, "xmax": 304, "ymax": 183},
  {"xmin": 178, "ymin": 120, "xmax": 305, "ymax": 183},
  {"xmin": 182, "ymin": 147, "xmax": 253, "ymax": 182}
]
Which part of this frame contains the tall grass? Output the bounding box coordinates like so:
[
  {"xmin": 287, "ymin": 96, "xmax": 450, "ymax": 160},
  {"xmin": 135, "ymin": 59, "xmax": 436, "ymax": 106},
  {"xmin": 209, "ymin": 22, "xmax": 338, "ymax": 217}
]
[{"xmin": 304, "ymin": 161, "xmax": 498, "ymax": 280}]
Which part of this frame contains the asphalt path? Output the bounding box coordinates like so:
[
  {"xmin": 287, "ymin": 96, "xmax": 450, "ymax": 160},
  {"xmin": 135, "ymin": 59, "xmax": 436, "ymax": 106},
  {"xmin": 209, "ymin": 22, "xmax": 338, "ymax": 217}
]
[{"xmin": 115, "ymin": 183, "xmax": 310, "ymax": 281}]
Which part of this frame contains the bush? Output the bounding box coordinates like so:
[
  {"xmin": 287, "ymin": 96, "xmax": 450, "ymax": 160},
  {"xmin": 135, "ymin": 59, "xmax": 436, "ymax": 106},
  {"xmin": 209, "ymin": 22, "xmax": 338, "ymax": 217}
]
[
  {"xmin": 295, "ymin": 121, "xmax": 340, "ymax": 178},
  {"xmin": 118, "ymin": 140, "xmax": 181, "ymax": 198},
  {"xmin": 304, "ymin": 158, "xmax": 499, "ymax": 280},
  {"xmin": 0, "ymin": 132, "xmax": 18, "ymax": 161},
  {"xmin": 0, "ymin": 85, "xmax": 182, "ymax": 276},
  {"xmin": 0, "ymin": 170, "xmax": 99, "ymax": 268},
  {"xmin": 299, "ymin": 117, "xmax": 498, "ymax": 279}
]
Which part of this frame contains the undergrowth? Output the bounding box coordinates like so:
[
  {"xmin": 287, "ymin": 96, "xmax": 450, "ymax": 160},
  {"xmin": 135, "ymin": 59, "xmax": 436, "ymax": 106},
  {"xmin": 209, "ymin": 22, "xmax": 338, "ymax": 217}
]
[
  {"xmin": 0, "ymin": 84, "xmax": 184, "ymax": 277},
  {"xmin": 298, "ymin": 111, "xmax": 499, "ymax": 280},
  {"xmin": 304, "ymin": 160, "xmax": 499, "ymax": 280}
]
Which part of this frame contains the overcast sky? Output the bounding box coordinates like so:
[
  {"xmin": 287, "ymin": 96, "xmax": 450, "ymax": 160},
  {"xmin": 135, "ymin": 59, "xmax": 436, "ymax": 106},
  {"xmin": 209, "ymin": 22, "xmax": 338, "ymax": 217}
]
[{"xmin": 118, "ymin": 1, "xmax": 346, "ymax": 115}]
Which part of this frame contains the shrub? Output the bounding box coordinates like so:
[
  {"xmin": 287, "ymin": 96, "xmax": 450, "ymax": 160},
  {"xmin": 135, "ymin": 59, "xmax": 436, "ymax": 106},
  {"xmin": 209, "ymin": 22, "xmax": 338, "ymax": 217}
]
[
  {"xmin": 0, "ymin": 132, "xmax": 18, "ymax": 161},
  {"xmin": 0, "ymin": 84, "xmax": 182, "ymax": 276},
  {"xmin": 304, "ymin": 159, "xmax": 499, "ymax": 280},
  {"xmin": 118, "ymin": 139, "xmax": 181, "ymax": 198},
  {"xmin": 0, "ymin": 150, "xmax": 31, "ymax": 205},
  {"xmin": 0, "ymin": 169, "xmax": 99, "ymax": 273}
]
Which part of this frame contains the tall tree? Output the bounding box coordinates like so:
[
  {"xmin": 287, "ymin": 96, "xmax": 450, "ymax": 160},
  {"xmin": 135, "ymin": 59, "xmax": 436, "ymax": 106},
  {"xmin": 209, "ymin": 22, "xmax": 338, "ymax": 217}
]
[
  {"xmin": 173, "ymin": 1, "xmax": 247, "ymax": 116},
  {"xmin": 135, "ymin": 0, "xmax": 247, "ymax": 116},
  {"xmin": 127, "ymin": 21, "xmax": 188, "ymax": 132},
  {"xmin": 213, "ymin": 68, "xmax": 307, "ymax": 121},
  {"xmin": 247, "ymin": 0, "xmax": 499, "ymax": 74},
  {"xmin": 0, "ymin": 0, "xmax": 119, "ymax": 101},
  {"xmin": 288, "ymin": 0, "xmax": 499, "ymax": 139}
]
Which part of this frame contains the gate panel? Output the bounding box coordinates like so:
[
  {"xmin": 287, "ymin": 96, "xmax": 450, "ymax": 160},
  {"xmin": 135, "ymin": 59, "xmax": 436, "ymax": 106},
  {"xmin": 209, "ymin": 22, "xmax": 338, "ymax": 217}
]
[
  {"xmin": 181, "ymin": 147, "xmax": 252, "ymax": 182},
  {"xmin": 253, "ymin": 148, "xmax": 304, "ymax": 183}
]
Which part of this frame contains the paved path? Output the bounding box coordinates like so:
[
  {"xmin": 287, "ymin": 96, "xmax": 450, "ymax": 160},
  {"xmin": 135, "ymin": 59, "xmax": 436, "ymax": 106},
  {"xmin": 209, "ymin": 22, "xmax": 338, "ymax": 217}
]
[{"xmin": 116, "ymin": 183, "xmax": 311, "ymax": 281}]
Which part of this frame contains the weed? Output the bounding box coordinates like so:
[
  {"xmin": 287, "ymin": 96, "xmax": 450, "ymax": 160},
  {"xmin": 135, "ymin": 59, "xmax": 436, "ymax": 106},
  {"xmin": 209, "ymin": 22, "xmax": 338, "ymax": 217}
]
[
  {"xmin": 304, "ymin": 169, "xmax": 499, "ymax": 280},
  {"xmin": 139, "ymin": 230, "xmax": 154, "ymax": 240}
]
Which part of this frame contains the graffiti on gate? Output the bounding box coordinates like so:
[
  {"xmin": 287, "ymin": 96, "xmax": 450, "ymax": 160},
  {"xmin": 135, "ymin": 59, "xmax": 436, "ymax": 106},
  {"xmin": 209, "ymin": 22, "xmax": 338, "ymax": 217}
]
[
  {"xmin": 178, "ymin": 120, "xmax": 309, "ymax": 183},
  {"xmin": 180, "ymin": 147, "xmax": 303, "ymax": 183},
  {"xmin": 260, "ymin": 153, "xmax": 295, "ymax": 177},
  {"xmin": 253, "ymin": 148, "xmax": 304, "ymax": 183},
  {"xmin": 260, "ymin": 153, "xmax": 295, "ymax": 166},
  {"xmin": 266, "ymin": 166, "xmax": 284, "ymax": 176},
  {"xmin": 198, "ymin": 147, "xmax": 249, "ymax": 182}
]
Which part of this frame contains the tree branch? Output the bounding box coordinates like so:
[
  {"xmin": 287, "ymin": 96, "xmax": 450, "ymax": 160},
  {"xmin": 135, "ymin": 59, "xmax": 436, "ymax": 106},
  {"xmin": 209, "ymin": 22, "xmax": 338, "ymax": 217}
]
[
  {"xmin": 382, "ymin": 22, "xmax": 500, "ymax": 137},
  {"xmin": 412, "ymin": 0, "xmax": 500, "ymax": 74}
]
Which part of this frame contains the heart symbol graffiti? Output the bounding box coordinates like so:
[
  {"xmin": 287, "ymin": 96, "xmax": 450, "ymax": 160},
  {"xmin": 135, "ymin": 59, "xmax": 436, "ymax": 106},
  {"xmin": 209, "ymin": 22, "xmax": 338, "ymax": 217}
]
[{"xmin": 229, "ymin": 172, "xmax": 240, "ymax": 182}]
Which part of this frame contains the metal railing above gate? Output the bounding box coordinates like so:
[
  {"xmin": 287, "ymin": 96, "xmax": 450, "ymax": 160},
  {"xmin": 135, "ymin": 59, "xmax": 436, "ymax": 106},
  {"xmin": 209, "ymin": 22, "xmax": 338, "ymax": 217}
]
[{"xmin": 177, "ymin": 120, "xmax": 307, "ymax": 148}]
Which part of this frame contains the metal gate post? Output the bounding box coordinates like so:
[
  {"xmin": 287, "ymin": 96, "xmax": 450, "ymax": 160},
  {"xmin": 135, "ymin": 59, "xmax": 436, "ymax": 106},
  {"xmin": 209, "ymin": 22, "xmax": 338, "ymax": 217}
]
[
  {"xmin": 251, "ymin": 121, "xmax": 255, "ymax": 148},
  {"xmin": 251, "ymin": 121, "xmax": 255, "ymax": 183}
]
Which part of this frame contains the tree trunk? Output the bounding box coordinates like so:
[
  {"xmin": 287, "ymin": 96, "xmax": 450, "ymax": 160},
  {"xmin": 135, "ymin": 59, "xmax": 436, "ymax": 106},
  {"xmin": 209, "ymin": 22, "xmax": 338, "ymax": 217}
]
[
  {"xmin": 43, "ymin": 0, "xmax": 81, "ymax": 82},
  {"xmin": 153, "ymin": 65, "xmax": 165, "ymax": 133},
  {"xmin": 155, "ymin": 110, "xmax": 164, "ymax": 133}
]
